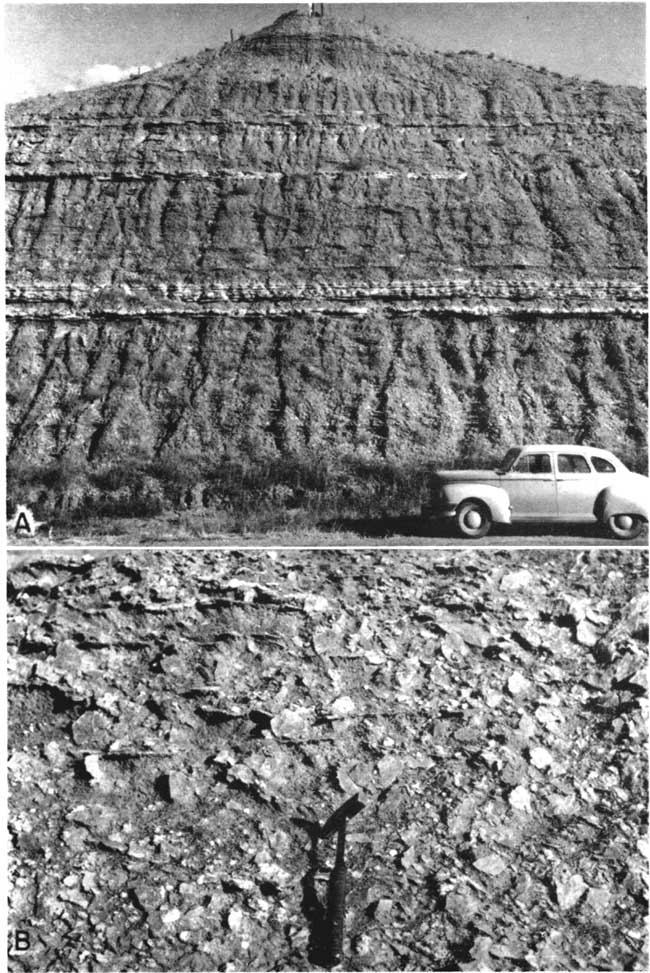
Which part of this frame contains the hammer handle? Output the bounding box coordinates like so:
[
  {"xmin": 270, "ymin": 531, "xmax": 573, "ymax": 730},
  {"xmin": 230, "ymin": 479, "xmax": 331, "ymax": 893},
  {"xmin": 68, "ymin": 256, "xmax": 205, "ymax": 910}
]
[{"xmin": 327, "ymin": 859, "xmax": 347, "ymax": 966}]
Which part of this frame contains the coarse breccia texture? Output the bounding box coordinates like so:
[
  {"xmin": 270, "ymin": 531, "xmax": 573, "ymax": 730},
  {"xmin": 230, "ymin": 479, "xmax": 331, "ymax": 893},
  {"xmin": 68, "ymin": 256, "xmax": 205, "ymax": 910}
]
[
  {"xmin": 5, "ymin": 9, "xmax": 648, "ymax": 498},
  {"xmin": 6, "ymin": 549, "xmax": 649, "ymax": 972}
]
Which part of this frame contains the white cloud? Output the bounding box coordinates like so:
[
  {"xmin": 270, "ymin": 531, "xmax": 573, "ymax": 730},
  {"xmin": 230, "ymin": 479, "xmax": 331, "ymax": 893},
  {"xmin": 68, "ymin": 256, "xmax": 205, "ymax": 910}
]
[
  {"xmin": 79, "ymin": 63, "xmax": 153, "ymax": 88},
  {"xmin": 6, "ymin": 61, "xmax": 162, "ymax": 103},
  {"xmin": 4, "ymin": 63, "xmax": 42, "ymax": 103}
]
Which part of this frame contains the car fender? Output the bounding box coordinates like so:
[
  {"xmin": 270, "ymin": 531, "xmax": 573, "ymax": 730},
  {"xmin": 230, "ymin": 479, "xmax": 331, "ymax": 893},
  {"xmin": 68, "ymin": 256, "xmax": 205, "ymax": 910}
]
[
  {"xmin": 442, "ymin": 483, "xmax": 512, "ymax": 524},
  {"xmin": 594, "ymin": 480, "xmax": 650, "ymax": 523}
]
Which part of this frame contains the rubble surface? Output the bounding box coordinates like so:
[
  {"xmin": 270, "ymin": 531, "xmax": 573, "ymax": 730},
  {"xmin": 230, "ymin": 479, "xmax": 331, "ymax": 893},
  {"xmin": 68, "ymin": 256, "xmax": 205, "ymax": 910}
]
[{"xmin": 7, "ymin": 549, "xmax": 648, "ymax": 971}]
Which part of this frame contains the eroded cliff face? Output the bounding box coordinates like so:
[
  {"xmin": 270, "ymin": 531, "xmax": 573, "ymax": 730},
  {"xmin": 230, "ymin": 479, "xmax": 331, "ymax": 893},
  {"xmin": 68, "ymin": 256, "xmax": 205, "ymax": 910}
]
[
  {"xmin": 5, "ymin": 10, "xmax": 648, "ymax": 512},
  {"xmin": 8, "ymin": 315, "xmax": 647, "ymax": 471}
]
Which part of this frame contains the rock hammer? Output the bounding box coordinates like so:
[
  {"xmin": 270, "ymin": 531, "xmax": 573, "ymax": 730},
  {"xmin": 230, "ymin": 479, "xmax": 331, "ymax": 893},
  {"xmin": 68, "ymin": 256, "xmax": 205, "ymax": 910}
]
[{"xmin": 320, "ymin": 793, "xmax": 365, "ymax": 967}]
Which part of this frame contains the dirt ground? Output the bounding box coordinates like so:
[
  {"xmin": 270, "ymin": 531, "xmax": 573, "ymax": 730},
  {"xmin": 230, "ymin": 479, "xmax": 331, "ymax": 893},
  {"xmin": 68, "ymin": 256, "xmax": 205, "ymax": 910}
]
[
  {"xmin": 8, "ymin": 515, "xmax": 649, "ymax": 548},
  {"xmin": 7, "ymin": 549, "xmax": 649, "ymax": 972}
]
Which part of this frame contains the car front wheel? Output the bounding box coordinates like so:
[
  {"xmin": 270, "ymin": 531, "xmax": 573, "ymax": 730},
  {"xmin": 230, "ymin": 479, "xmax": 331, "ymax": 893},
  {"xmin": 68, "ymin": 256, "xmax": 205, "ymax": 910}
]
[
  {"xmin": 606, "ymin": 514, "xmax": 644, "ymax": 540},
  {"xmin": 456, "ymin": 500, "xmax": 491, "ymax": 538}
]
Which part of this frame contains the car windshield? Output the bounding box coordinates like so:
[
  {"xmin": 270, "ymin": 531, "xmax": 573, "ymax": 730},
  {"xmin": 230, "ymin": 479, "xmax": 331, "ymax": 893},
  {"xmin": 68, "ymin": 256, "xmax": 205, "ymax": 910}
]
[{"xmin": 497, "ymin": 447, "xmax": 521, "ymax": 473}]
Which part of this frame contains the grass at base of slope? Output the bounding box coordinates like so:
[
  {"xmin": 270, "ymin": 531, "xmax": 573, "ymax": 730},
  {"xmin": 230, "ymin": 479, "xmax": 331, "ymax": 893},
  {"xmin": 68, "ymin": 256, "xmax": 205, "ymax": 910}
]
[
  {"xmin": 6, "ymin": 454, "xmax": 436, "ymax": 525},
  {"xmin": 7, "ymin": 445, "xmax": 648, "ymax": 531}
]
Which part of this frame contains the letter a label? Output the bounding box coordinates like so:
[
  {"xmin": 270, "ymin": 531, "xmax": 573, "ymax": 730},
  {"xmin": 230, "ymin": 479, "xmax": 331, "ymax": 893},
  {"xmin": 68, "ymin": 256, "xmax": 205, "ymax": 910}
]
[{"xmin": 14, "ymin": 512, "xmax": 31, "ymax": 533}]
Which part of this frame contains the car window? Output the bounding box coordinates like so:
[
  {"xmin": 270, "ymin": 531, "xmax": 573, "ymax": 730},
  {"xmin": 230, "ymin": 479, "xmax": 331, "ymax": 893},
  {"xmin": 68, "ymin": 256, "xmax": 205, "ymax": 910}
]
[
  {"xmin": 512, "ymin": 453, "xmax": 551, "ymax": 474},
  {"xmin": 558, "ymin": 454, "xmax": 591, "ymax": 474},
  {"xmin": 591, "ymin": 456, "xmax": 616, "ymax": 473}
]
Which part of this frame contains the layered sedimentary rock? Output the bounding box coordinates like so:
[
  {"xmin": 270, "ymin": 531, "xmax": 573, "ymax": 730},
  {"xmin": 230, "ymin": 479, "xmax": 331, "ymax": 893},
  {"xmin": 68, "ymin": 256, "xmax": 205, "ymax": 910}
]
[
  {"xmin": 5, "ymin": 10, "xmax": 647, "ymax": 505},
  {"xmin": 7, "ymin": 11, "xmax": 647, "ymax": 286},
  {"xmin": 7, "ymin": 317, "xmax": 648, "ymax": 467}
]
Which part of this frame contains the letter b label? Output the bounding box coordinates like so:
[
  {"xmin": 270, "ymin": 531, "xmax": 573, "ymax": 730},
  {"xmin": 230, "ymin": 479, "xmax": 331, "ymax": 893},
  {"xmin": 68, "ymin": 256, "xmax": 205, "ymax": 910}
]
[{"xmin": 14, "ymin": 930, "xmax": 31, "ymax": 952}]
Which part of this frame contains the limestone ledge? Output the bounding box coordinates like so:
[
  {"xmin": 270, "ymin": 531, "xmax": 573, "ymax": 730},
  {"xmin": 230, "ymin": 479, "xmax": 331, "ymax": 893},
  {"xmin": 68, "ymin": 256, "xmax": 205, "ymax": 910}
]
[
  {"xmin": 8, "ymin": 114, "xmax": 638, "ymax": 131},
  {"xmin": 6, "ymin": 167, "xmax": 471, "ymax": 182},
  {"xmin": 6, "ymin": 277, "xmax": 647, "ymax": 321},
  {"xmin": 7, "ymin": 276, "xmax": 646, "ymax": 300}
]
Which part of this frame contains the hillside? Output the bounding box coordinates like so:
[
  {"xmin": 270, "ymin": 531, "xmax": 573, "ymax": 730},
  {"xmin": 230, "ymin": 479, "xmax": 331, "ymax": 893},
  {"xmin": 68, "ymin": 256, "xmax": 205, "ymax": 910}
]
[{"xmin": 5, "ymin": 9, "xmax": 647, "ymax": 525}]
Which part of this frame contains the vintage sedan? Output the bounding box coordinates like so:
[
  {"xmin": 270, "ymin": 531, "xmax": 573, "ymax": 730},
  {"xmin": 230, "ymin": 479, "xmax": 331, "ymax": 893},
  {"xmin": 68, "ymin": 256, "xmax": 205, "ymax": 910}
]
[{"xmin": 423, "ymin": 444, "xmax": 649, "ymax": 539}]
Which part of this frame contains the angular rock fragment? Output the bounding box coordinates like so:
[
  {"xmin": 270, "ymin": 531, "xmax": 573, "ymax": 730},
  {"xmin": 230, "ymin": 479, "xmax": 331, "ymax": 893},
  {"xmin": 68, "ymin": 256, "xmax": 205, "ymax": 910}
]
[
  {"xmin": 554, "ymin": 873, "xmax": 588, "ymax": 910},
  {"xmin": 509, "ymin": 785, "xmax": 533, "ymax": 814},
  {"xmin": 270, "ymin": 707, "xmax": 313, "ymax": 741},
  {"xmin": 330, "ymin": 695, "xmax": 356, "ymax": 718},
  {"xmin": 71, "ymin": 711, "xmax": 114, "ymax": 749},
  {"xmin": 474, "ymin": 853, "xmax": 508, "ymax": 876},
  {"xmin": 529, "ymin": 746, "xmax": 554, "ymax": 770},
  {"xmin": 166, "ymin": 771, "xmax": 196, "ymax": 805},
  {"xmin": 500, "ymin": 569, "xmax": 533, "ymax": 591},
  {"xmin": 303, "ymin": 594, "xmax": 329, "ymax": 614},
  {"xmin": 507, "ymin": 672, "xmax": 530, "ymax": 696}
]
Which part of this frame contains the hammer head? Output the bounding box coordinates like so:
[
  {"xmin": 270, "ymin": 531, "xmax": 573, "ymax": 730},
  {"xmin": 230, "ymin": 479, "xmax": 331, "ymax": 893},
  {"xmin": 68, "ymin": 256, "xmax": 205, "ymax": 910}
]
[{"xmin": 320, "ymin": 793, "xmax": 364, "ymax": 838}]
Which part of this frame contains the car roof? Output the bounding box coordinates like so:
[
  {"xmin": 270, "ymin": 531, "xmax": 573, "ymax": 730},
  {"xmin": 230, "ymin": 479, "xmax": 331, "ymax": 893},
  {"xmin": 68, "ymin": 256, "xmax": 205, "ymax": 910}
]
[{"xmin": 517, "ymin": 444, "xmax": 617, "ymax": 457}]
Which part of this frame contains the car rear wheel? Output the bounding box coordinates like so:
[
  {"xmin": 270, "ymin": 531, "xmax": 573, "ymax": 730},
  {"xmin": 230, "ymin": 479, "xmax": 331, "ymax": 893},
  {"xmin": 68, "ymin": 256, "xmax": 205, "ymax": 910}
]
[
  {"xmin": 606, "ymin": 514, "xmax": 644, "ymax": 540},
  {"xmin": 456, "ymin": 500, "xmax": 491, "ymax": 538}
]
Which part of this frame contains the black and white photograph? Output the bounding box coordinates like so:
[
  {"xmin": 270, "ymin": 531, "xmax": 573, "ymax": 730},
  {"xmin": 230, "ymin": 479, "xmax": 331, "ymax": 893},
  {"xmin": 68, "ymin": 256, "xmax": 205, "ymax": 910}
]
[
  {"xmin": 4, "ymin": 4, "xmax": 649, "ymax": 973},
  {"xmin": 5, "ymin": 2, "xmax": 647, "ymax": 546}
]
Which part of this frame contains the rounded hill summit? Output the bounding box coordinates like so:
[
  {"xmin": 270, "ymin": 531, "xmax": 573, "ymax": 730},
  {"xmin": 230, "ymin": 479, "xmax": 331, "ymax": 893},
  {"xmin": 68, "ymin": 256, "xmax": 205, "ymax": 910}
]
[{"xmin": 6, "ymin": 8, "xmax": 646, "ymax": 290}]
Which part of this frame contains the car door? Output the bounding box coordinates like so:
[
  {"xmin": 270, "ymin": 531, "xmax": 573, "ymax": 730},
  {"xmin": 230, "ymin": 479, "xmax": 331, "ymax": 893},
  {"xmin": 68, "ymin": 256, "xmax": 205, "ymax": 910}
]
[
  {"xmin": 555, "ymin": 452, "xmax": 601, "ymax": 520},
  {"xmin": 503, "ymin": 452, "xmax": 558, "ymax": 519}
]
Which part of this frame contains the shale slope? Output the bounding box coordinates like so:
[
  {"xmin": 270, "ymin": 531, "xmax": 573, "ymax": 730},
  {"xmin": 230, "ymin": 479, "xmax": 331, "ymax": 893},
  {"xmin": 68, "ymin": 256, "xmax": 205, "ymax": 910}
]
[
  {"xmin": 6, "ymin": 10, "xmax": 647, "ymax": 284},
  {"xmin": 5, "ymin": 10, "xmax": 647, "ymax": 518}
]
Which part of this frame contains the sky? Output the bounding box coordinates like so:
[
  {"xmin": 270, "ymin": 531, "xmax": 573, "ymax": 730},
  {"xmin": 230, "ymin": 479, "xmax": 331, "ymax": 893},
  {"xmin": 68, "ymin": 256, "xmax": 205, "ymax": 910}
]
[{"xmin": 4, "ymin": 2, "xmax": 646, "ymax": 103}]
